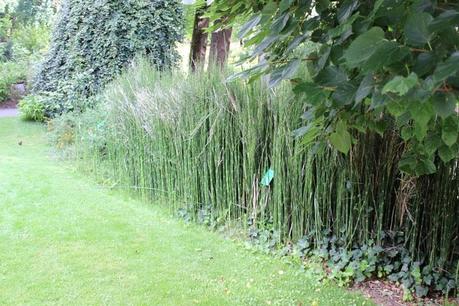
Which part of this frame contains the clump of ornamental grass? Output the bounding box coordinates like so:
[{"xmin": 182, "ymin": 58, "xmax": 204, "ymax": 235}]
[{"xmin": 71, "ymin": 57, "xmax": 458, "ymax": 298}]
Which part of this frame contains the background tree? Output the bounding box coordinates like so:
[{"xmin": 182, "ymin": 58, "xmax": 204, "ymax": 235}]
[
  {"xmin": 33, "ymin": 0, "xmax": 184, "ymax": 117},
  {"xmin": 209, "ymin": 20, "xmax": 232, "ymax": 68},
  {"xmin": 189, "ymin": 2, "xmax": 209, "ymax": 71}
]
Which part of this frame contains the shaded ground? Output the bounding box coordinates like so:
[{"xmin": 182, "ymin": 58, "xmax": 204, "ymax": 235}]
[
  {"xmin": 0, "ymin": 98, "xmax": 18, "ymax": 109},
  {"xmin": 0, "ymin": 117, "xmax": 371, "ymax": 305}
]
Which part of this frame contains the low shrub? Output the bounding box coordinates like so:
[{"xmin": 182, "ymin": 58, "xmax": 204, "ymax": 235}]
[
  {"xmin": 0, "ymin": 61, "xmax": 26, "ymax": 102},
  {"xmin": 18, "ymin": 95, "xmax": 45, "ymax": 121}
]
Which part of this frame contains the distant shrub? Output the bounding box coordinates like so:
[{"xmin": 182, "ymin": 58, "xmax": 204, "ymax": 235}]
[
  {"xmin": 0, "ymin": 61, "xmax": 26, "ymax": 101},
  {"xmin": 12, "ymin": 23, "xmax": 50, "ymax": 58},
  {"xmin": 18, "ymin": 95, "xmax": 45, "ymax": 121},
  {"xmin": 33, "ymin": 0, "xmax": 184, "ymax": 118}
]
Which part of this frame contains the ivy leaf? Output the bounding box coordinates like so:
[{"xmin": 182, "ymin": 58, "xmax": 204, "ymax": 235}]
[
  {"xmin": 433, "ymin": 52, "xmax": 459, "ymax": 84},
  {"xmin": 329, "ymin": 121, "xmax": 352, "ymax": 154},
  {"xmin": 344, "ymin": 27, "xmax": 385, "ymax": 69},
  {"xmin": 441, "ymin": 117, "xmax": 458, "ymax": 147},
  {"xmin": 404, "ymin": 12, "xmax": 433, "ymax": 47},
  {"xmin": 382, "ymin": 73, "xmax": 418, "ymax": 96},
  {"xmin": 415, "ymin": 285, "xmax": 429, "ymax": 298}
]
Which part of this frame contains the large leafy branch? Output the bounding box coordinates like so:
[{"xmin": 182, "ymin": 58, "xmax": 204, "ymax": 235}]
[{"xmin": 210, "ymin": 0, "xmax": 459, "ymax": 176}]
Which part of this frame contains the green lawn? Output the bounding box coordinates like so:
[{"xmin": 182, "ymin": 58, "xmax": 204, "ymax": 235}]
[{"xmin": 0, "ymin": 118, "xmax": 372, "ymax": 305}]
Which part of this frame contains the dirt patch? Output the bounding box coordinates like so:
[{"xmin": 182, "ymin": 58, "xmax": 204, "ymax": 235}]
[
  {"xmin": 352, "ymin": 280, "xmax": 459, "ymax": 306},
  {"xmin": 0, "ymin": 98, "xmax": 18, "ymax": 109}
]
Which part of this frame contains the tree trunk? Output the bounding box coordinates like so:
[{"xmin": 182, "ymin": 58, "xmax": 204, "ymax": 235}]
[
  {"xmin": 209, "ymin": 26, "xmax": 232, "ymax": 68},
  {"xmin": 189, "ymin": 5, "xmax": 209, "ymax": 72}
]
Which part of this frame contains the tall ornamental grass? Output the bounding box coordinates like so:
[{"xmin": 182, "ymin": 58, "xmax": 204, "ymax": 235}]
[{"xmin": 73, "ymin": 59, "xmax": 458, "ymax": 294}]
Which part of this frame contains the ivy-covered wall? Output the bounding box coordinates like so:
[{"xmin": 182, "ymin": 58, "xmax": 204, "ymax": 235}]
[{"xmin": 33, "ymin": 0, "xmax": 183, "ymax": 116}]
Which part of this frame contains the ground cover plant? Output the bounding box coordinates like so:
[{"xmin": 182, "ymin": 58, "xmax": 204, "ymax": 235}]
[
  {"xmin": 63, "ymin": 59, "xmax": 458, "ymax": 300},
  {"xmin": 0, "ymin": 117, "xmax": 372, "ymax": 305}
]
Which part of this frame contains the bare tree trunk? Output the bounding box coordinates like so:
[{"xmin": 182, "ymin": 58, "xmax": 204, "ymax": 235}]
[
  {"xmin": 189, "ymin": 5, "xmax": 209, "ymax": 72},
  {"xmin": 209, "ymin": 26, "xmax": 233, "ymax": 68}
]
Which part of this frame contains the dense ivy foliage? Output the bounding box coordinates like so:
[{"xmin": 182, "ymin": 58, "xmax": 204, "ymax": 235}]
[
  {"xmin": 210, "ymin": 0, "xmax": 459, "ymax": 176},
  {"xmin": 33, "ymin": 0, "xmax": 183, "ymax": 117}
]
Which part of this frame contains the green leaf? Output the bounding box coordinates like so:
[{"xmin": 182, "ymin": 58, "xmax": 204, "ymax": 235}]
[
  {"xmin": 382, "ymin": 73, "xmax": 419, "ymax": 96},
  {"xmin": 271, "ymin": 13, "xmax": 290, "ymax": 34},
  {"xmin": 404, "ymin": 12, "xmax": 433, "ymax": 47},
  {"xmin": 279, "ymin": 0, "xmax": 294, "ymax": 13},
  {"xmin": 362, "ymin": 41, "xmax": 409, "ymax": 72},
  {"xmin": 344, "ymin": 27, "xmax": 385, "ymax": 69},
  {"xmin": 386, "ymin": 100, "xmax": 406, "ymax": 117},
  {"xmin": 433, "ymin": 52, "xmax": 459, "ymax": 84},
  {"xmin": 355, "ymin": 74, "xmax": 374, "ymax": 104},
  {"xmin": 432, "ymin": 93, "xmax": 457, "ymax": 119},
  {"xmin": 441, "ymin": 116, "xmax": 458, "ymax": 147},
  {"xmin": 316, "ymin": 0, "xmax": 330, "ymax": 13},
  {"xmin": 294, "ymin": 82, "xmax": 329, "ymax": 106},
  {"xmin": 413, "ymin": 53, "xmax": 437, "ymax": 77},
  {"xmin": 429, "ymin": 10, "xmax": 459, "ymax": 33},
  {"xmin": 424, "ymin": 134, "xmax": 442, "ymax": 155},
  {"xmin": 315, "ymin": 66, "xmax": 348, "ymax": 87},
  {"xmin": 329, "ymin": 121, "xmax": 352, "ymax": 154},
  {"xmin": 417, "ymin": 158, "xmax": 436, "ymax": 176},
  {"xmin": 332, "ymin": 82, "xmax": 357, "ymax": 106},
  {"xmin": 269, "ymin": 59, "xmax": 300, "ymax": 88},
  {"xmin": 337, "ymin": 0, "xmax": 359, "ymax": 24},
  {"xmin": 438, "ymin": 144, "xmax": 457, "ymax": 163},
  {"xmin": 238, "ymin": 14, "xmax": 261, "ymax": 39},
  {"xmin": 410, "ymin": 101, "xmax": 434, "ymax": 127}
]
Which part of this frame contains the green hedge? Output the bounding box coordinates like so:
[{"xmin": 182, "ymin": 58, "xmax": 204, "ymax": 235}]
[{"xmin": 33, "ymin": 0, "xmax": 183, "ymax": 117}]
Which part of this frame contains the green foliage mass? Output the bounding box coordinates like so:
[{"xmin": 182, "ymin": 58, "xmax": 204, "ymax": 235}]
[
  {"xmin": 65, "ymin": 59, "xmax": 458, "ymax": 298},
  {"xmin": 209, "ymin": 0, "xmax": 459, "ymax": 176},
  {"xmin": 14, "ymin": 0, "xmax": 56, "ymax": 25},
  {"xmin": 33, "ymin": 0, "xmax": 184, "ymax": 117}
]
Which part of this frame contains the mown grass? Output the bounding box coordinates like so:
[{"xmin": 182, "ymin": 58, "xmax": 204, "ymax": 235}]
[{"xmin": 0, "ymin": 117, "xmax": 371, "ymax": 305}]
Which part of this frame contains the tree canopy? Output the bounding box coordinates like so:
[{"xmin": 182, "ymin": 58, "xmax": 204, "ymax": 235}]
[{"xmin": 210, "ymin": 0, "xmax": 459, "ymax": 176}]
